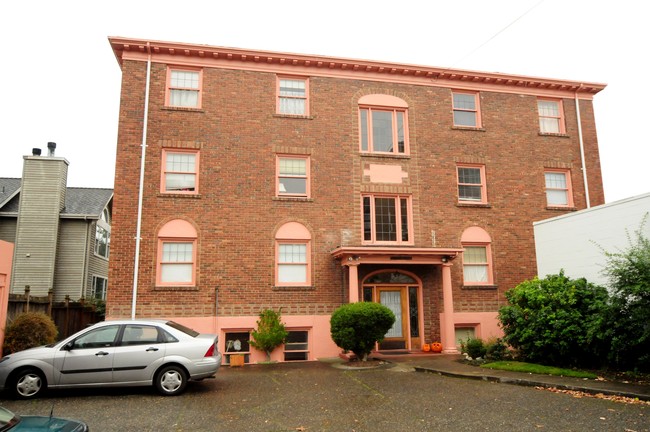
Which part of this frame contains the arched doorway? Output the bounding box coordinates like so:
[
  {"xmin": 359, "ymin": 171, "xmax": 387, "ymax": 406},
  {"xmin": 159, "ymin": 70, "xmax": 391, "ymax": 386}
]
[{"xmin": 361, "ymin": 270, "xmax": 423, "ymax": 351}]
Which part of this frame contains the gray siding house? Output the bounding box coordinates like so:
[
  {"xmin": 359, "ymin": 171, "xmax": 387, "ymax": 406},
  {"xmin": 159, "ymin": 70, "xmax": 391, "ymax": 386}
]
[{"xmin": 0, "ymin": 146, "xmax": 113, "ymax": 302}]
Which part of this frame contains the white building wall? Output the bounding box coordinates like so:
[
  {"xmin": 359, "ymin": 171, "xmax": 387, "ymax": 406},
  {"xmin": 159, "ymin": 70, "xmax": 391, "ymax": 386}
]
[{"xmin": 533, "ymin": 193, "xmax": 650, "ymax": 287}]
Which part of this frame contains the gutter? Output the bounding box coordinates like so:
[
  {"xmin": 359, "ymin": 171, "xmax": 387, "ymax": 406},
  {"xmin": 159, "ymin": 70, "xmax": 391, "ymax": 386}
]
[
  {"xmin": 131, "ymin": 42, "xmax": 152, "ymax": 319},
  {"xmin": 575, "ymin": 86, "xmax": 591, "ymax": 208}
]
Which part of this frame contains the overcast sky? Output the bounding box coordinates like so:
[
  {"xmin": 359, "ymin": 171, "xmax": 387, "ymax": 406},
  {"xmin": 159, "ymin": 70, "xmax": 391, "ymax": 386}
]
[{"xmin": 2, "ymin": 0, "xmax": 648, "ymax": 204}]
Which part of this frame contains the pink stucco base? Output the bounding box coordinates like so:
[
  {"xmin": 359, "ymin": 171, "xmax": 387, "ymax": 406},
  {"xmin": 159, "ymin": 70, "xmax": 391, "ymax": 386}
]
[
  {"xmin": 440, "ymin": 311, "xmax": 503, "ymax": 352},
  {"xmin": 0, "ymin": 240, "xmax": 15, "ymax": 356},
  {"xmin": 163, "ymin": 315, "xmax": 340, "ymax": 363},
  {"xmin": 106, "ymin": 311, "xmax": 503, "ymax": 362}
]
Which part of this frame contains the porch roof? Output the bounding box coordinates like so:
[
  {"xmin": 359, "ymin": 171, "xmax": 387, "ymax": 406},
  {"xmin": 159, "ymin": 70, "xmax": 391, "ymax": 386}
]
[{"xmin": 330, "ymin": 246, "xmax": 463, "ymax": 266}]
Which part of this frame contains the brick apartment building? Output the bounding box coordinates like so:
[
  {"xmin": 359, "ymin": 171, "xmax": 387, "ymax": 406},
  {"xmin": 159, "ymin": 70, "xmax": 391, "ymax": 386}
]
[{"xmin": 107, "ymin": 37, "xmax": 605, "ymax": 363}]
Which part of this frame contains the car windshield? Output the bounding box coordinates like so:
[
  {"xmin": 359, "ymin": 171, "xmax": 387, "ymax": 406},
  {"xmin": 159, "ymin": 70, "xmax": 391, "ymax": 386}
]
[
  {"xmin": 0, "ymin": 407, "xmax": 20, "ymax": 430},
  {"xmin": 165, "ymin": 321, "xmax": 199, "ymax": 337}
]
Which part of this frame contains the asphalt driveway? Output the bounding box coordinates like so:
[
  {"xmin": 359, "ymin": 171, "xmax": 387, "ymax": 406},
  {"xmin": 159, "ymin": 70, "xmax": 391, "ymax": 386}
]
[{"xmin": 1, "ymin": 360, "xmax": 648, "ymax": 431}]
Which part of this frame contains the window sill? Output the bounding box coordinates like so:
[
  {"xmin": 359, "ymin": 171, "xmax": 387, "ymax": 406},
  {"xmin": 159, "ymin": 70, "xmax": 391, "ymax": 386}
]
[
  {"xmin": 273, "ymin": 114, "xmax": 314, "ymax": 120},
  {"xmin": 456, "ymin": 202, "xmax": 491, "ymax": 208},
  {"xmin": 273, "ymin": 286, "xmax": 315, "ymax": 291},
  {"xmin": 93, "ymin": 254, "xmax": 109, "ymax": 261},
  {"xmin": 158, "ymin": 193, "xmax": 202, "ymax": 199},
  {"xmin": 359, "ymin": 153, "xmax": 410, "ymax": 159},
  {"xmin": 273, "ymin": 196, "xmax": 314, "ymax": 202},
  {"xmin": 545, "ymin": 206, "xmax": 577, "ymax": 211},
  {"xmin": 153, "ymin": 286, "xmax": 199, "ymax": 291},
  {"xmin": 462, "ymin": 285, "xmax": 498, "ymax": 290},
  {"xmin": 538, "ymin": 132, "xmax": 569, "ymax": 138},
  {"xmin": 162, "ymin": 106, "xmax": 204, "ymax": 113},
  {"xmin": 452, "ymin": 126, "xmax": 486, "ymax": 132}
]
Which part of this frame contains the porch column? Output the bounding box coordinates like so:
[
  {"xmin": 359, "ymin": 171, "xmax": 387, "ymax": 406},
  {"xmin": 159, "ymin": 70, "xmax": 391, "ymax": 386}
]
[
  {"xmin": 441, "ymin": 263, "xmax": 458, "ymax": 353},
  {"xmin": 347, "ymin": 263, "xmax": 360, "ymax": 303}
]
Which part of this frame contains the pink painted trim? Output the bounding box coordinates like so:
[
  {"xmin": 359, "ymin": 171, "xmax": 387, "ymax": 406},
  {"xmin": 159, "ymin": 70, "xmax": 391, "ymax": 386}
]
[
  {"xmin": 460, "ymin": 226, "xmax": 492, "ymax": 243},
  {"xmin": 158, "ymin": 219, "xmax": 197, "ymax": 237},
  {"xmin": 358, "ymin": 94, "xmax": 408, "ymax": 108},
  {"xmin": 160, "ymin": 149, "xmax": 200, "ymax": 195},
  {"xmin": 165, "ymin": 66, "xmax": 203, "ymax": 109},
  {"xmin": 275, "ymin": 221, "xmax": 312, "ymax": 239},
  {"xmin": 110, "ymin": 37, "xmax": 605, "ymax": 100}
]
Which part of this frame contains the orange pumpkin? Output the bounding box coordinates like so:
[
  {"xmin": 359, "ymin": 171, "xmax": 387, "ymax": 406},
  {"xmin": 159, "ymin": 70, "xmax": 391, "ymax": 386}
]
[
  {"xmin": 430, "ymin": 342, "xmax": 443, "ymax": 353},
  {"xmin": 422, "ymin": 343, "xmax": 431, "ymax": 352}
]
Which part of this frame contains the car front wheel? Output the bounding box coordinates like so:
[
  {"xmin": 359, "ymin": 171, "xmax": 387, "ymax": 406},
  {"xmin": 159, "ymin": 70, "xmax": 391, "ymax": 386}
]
[
  {"xmin": 154, "ymin": 365, "xmax": 187, "ymax": 396},
  {"xmin": 12, "ymin": 368, "xmax": 46, "ymax": 399}
]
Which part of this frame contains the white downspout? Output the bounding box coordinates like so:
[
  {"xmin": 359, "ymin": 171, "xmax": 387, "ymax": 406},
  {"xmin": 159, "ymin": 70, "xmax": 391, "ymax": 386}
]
[
  {"xmin": 131, "ymin": 42, "xmax": 152, "ymax": 319},
  {"xmin": 575, "ymin": 88, "xmax": 591, "ymax": 208}
]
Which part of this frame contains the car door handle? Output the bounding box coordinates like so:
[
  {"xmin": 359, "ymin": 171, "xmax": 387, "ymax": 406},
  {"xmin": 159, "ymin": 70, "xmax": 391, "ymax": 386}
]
[
  {"xmin": 95, "ymin": 351, "xmax": 109, "ymax": 356},
  {"xmin": 146, "ymin": 347, "xmax": 159, "ymax": 352}
]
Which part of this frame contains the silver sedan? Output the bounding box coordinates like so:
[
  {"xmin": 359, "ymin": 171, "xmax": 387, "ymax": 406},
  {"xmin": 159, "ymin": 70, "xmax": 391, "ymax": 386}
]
[{"xmin": 0, "ymin": 319, "xmax": 222, "ymax": 399}]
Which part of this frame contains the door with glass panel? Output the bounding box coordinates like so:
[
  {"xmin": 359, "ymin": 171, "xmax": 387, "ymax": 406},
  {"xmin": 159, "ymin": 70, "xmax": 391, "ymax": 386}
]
[{"xmin": 377, "ymin": 287, "xmax": 408, "ymax": 350}]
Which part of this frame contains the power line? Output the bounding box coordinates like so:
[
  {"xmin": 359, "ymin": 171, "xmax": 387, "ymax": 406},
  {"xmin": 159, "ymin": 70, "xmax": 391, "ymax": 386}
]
[{"xmin": 448, "ymin": 0, "xmax": 546, "ymax": 70}]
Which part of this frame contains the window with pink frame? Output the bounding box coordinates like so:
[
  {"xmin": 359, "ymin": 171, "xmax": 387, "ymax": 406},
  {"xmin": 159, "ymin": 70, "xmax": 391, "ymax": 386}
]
[
  {"xmin": 544, "ymin": 170, "xmax": 573, "ymax": 207},
  {"xmin": 537, "ymin": 98, "xmax": 565, "ymax": 134},
  {"xmin": 275, "ymin": 222, "xmax": 311, "ymax": 286},
  {"xmin": 161, "ymin": 149, "xmax": 199, "ymax": 194},
  {"xmin": 277, "ymin": 77, "xmax": 308, "ymax": 115},
  {"xmin": 457, "ymin": 164, "xmax": 487, "ymax": 203},
  {"xmin": 277, "ymin": 155, "xmax": 309, "ymax": 197},
  {"xmin": 359, "ymin": 107, "xmax": 408, "ymax": 154},
  {"xmin": 362, "ymin": 194, "xmax": 412, "ymax": 244},
  {"xmin": 461, "ymin": 227, "xmax": 494, "ymax": 286},
  {"xmin": 452, "ymin": 91, "xmax": 481, "ymax": 128},
  {"xmin": 166, "ymin": 67, "xmax": 202, "ymax": 108},
  {"xmin": 156, "ymin": 220, "xmax": 197, "ymax": 286}
]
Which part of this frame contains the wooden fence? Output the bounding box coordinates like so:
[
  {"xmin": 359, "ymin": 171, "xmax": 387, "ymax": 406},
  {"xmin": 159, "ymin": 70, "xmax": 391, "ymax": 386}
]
[{"xmin": 6, "ymin": 290, "xmax": 103, "ymax": 340}]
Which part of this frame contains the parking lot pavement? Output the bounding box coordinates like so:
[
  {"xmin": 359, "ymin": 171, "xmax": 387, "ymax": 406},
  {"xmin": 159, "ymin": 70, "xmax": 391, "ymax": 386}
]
[{"xmin": 1, "ymin": 361, "xmax": 648, "ymax": 432}]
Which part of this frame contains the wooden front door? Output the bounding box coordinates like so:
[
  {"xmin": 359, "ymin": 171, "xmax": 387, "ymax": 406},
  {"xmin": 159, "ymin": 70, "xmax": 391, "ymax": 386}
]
[{"xmin": 378, "ymin": 287, "xmax": 408, "ymax": 350}]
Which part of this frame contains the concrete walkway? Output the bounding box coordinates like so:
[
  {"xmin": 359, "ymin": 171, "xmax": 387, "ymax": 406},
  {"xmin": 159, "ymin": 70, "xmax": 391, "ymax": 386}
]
[{"xmin": 374, "ymin": 352, "xmax": 650, "ymax": 401}]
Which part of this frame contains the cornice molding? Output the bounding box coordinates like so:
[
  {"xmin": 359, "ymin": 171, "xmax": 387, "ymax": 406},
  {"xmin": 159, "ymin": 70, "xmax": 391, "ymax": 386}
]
[{"xmin": 108, "ymin": 37, "xmax": 606, "ymax": 99}]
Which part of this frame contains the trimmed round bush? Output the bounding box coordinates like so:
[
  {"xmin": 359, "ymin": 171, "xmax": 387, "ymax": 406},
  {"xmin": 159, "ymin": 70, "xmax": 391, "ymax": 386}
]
[
  {"xmin": 330, "ymin": 302, "xmax": 395, "ymax": 361},
  {"xmin": 4, "ymin": 312, "xmax": 58, "ymax": 353}
]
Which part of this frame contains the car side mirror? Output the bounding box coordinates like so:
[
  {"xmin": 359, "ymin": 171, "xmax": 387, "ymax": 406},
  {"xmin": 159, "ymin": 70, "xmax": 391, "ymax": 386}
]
[{"xmin": 63, "ymin": 342, "xmax": 75, "ymax": 351}]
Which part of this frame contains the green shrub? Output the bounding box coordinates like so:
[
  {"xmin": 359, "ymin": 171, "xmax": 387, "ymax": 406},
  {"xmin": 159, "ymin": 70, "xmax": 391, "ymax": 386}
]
[
  {"xmin": 484, "ymin": 338, "xmax": 511, "ymax": 361},
  {"xmin": 498, "ymin": 271, "xmax": 609, "ymax": 368},
  {"xmin": 461, "ymin": 337, "xmax": 487, "ymax": 360},
  {"xmin": 330, "ymin": 302, "xmax": 395, "ymax": 361},
  {"xmin": 601, "ymin": 215, "xmax": 650, "ymax": 372},
  {"xmin": 249, "ymin": 309, "xmax": 289, "ymax": 362},
  {"xmin": 4, "ymin": 312, "xmax": 58, "ymax": 353}
]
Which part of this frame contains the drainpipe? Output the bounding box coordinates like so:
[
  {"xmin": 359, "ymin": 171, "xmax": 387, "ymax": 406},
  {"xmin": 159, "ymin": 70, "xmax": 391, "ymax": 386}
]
[
  {"xmin": 131, "ymin": 42, "xmax": 152, "ymax": 319},
  {"xmin": 575, "ymin": 87, "xmax": 591, "ymax": 208}
]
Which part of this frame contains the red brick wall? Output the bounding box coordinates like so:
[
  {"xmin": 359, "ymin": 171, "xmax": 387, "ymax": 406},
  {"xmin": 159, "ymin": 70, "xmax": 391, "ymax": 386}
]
[{"xmin": 107, "ymin": 59, "xmax": 604, "ymax": 323}]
